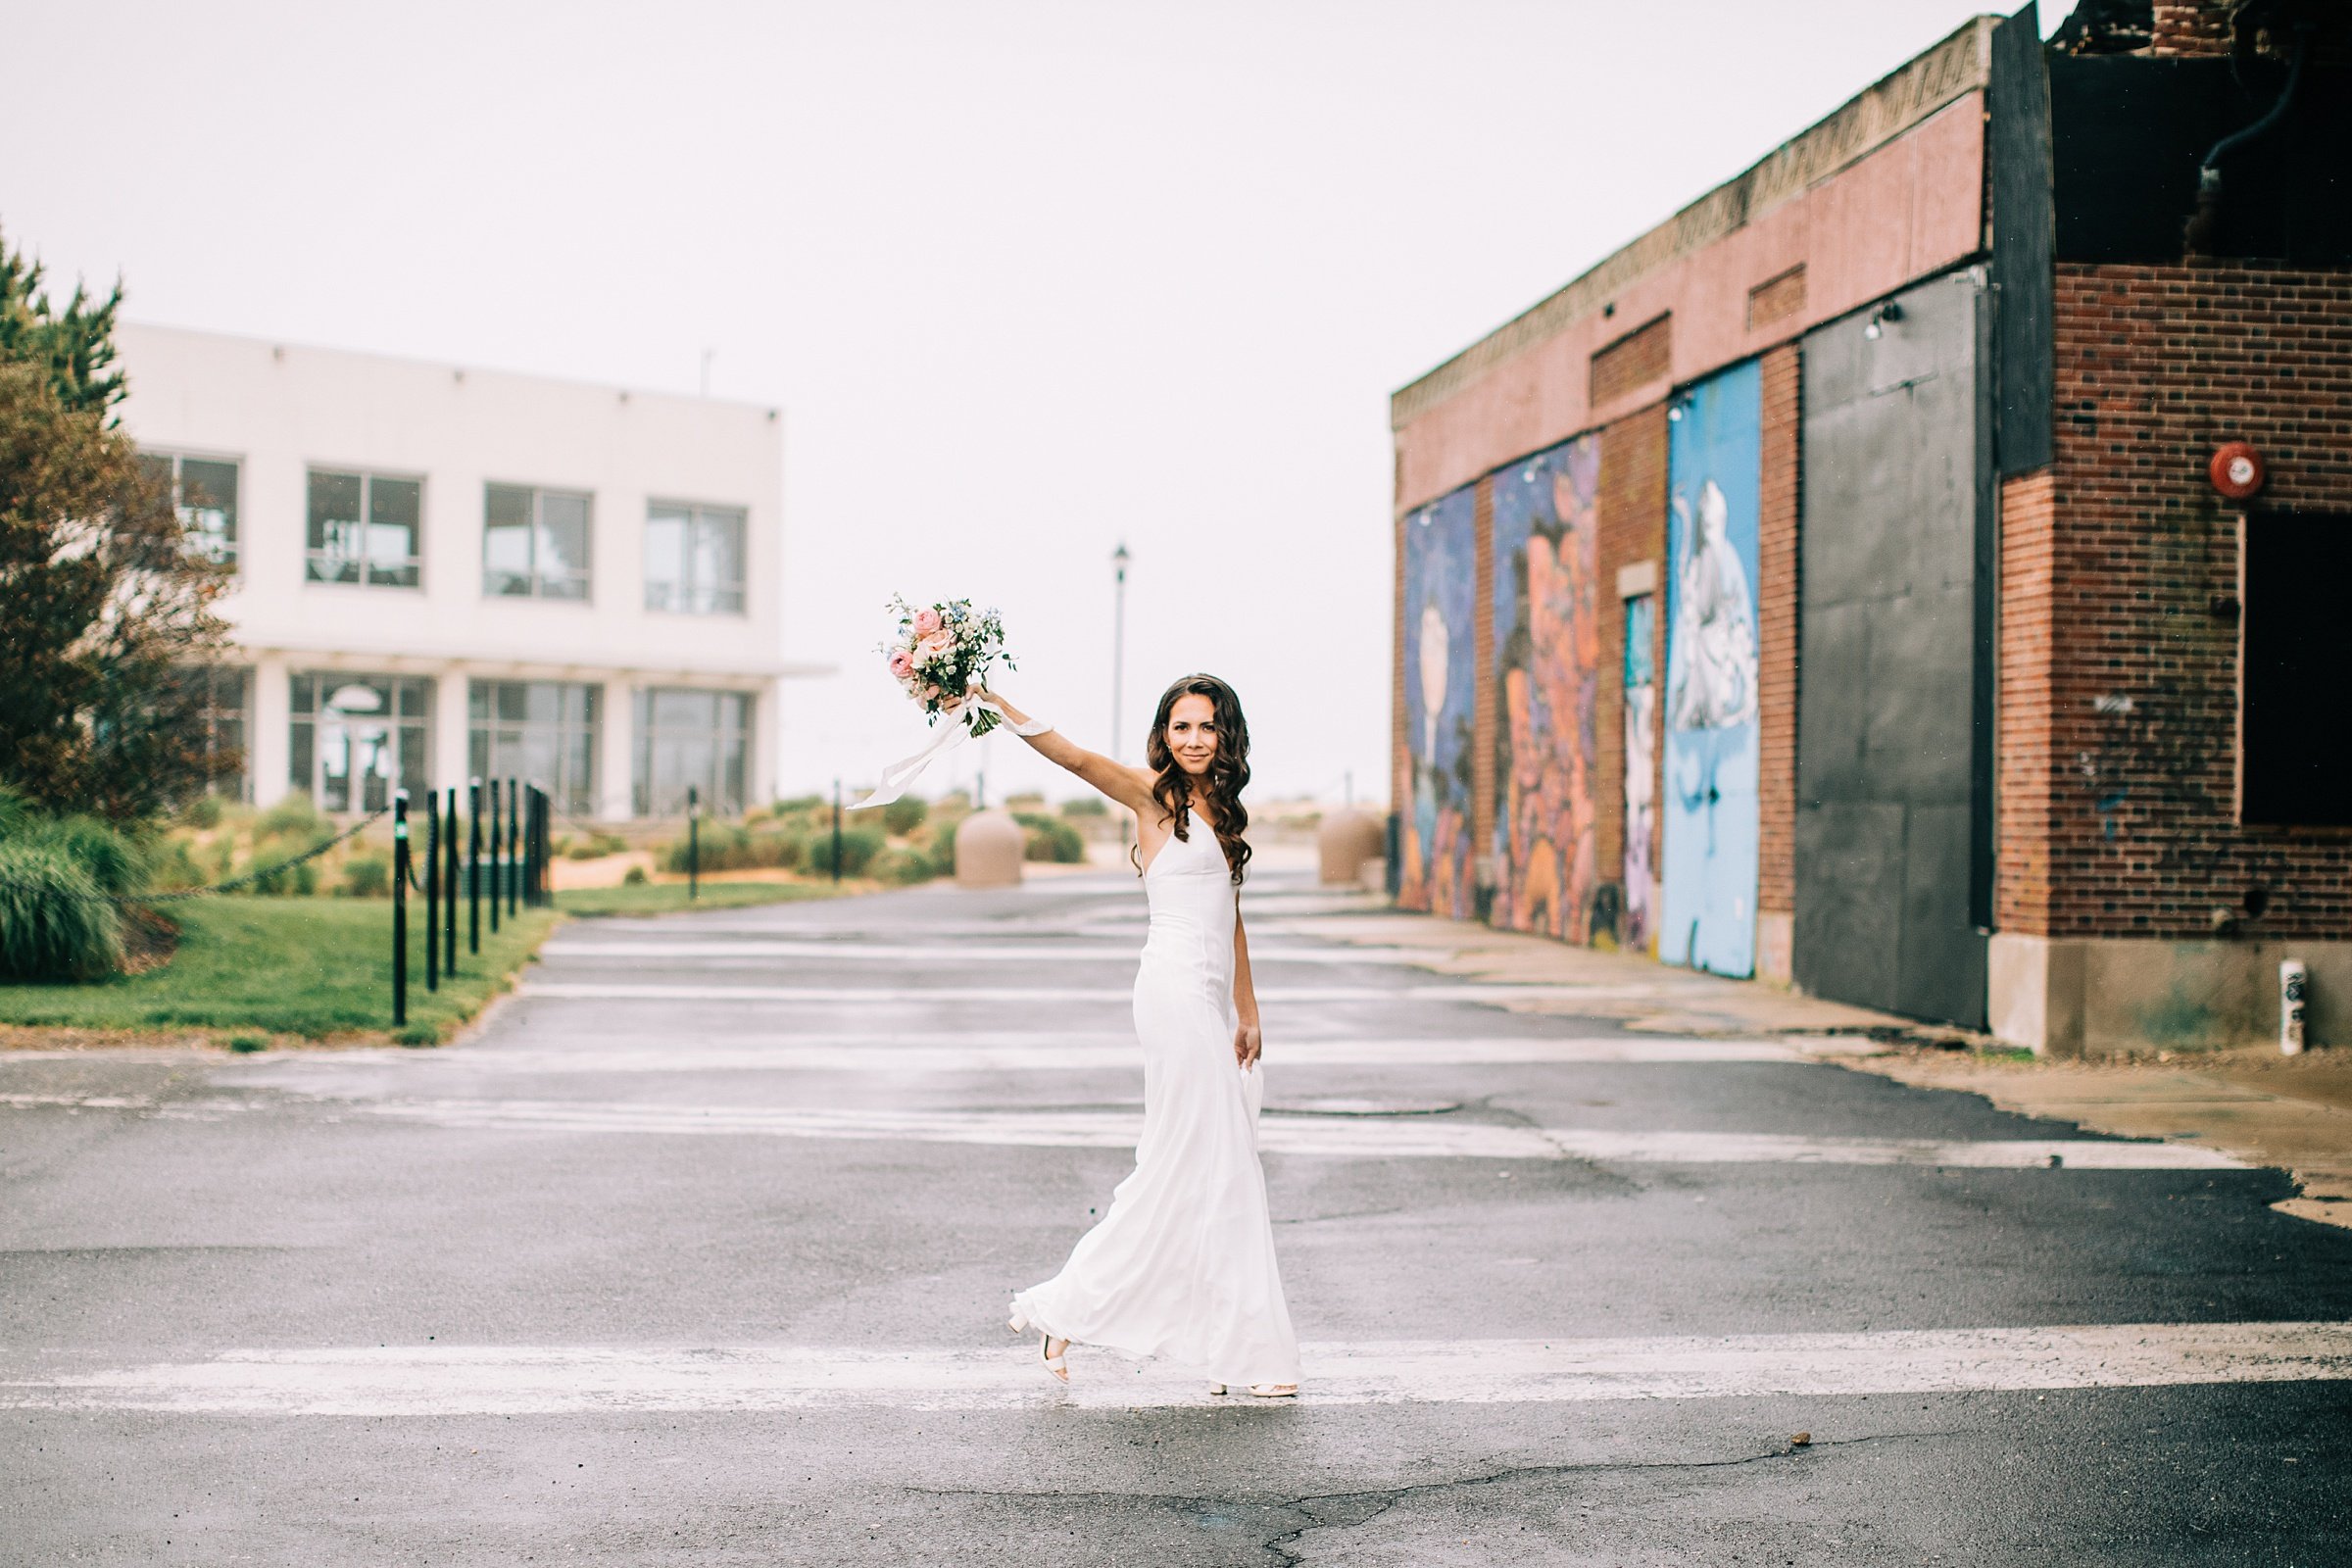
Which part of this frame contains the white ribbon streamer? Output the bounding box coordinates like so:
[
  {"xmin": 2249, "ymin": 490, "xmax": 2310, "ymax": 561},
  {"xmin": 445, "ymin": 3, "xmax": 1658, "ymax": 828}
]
[{"xmin": 849, "ymin": 699, "xmax": 1051, "ymax": 810}]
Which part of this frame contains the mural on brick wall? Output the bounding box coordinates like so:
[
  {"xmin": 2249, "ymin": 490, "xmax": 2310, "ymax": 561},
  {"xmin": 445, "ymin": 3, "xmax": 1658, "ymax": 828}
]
[
  {"xmin": 1661, "ymin": 360, "xmax": 1762, "ymax": 977},
  {"xmin": 1490, "ymin": 435, "xmax": 1602, "ymax": 940},
  {"xmin": 1398, "ymin": 485, "xmax": 1478, "ymax": 916},
  {"xmin": 1622, "ymin": 591, "xmax": 1659, "ymax": 955}
]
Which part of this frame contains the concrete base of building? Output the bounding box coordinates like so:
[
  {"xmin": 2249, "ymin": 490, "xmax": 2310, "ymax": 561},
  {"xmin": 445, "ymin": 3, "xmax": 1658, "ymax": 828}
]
[
  {"xmin": 1756, "ymin": 913, "xmax": 1794, "ymax": 987},
  {"xmin": 1988, "ymin": 933, "xmax": 2350, "ymax": 1057}
]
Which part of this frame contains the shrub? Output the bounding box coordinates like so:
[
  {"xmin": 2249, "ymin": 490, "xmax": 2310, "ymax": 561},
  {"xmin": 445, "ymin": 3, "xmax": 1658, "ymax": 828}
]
[
  {"xmin": 882, "ymin": 797, "xmax": 929, "ymax": 836},
  {"xmin": 147, "ymin": 837, "xmax": 205, "ymax": 892},
  {"xmin": 1015, "ymin": 812, "xmax": 1085, "ymax": 864},
  {"xmin": 921, "ymin": 830, "xmax": 956, "ymax": 879},
  {"xmin": 775, "ymin": 793, "xmax": 825, "ymax": 813},
  {"xmin": 622, "ymin": 864, "xmax": 648, "ymax": 885},
  {"xmin": 240, "ymin": 828, "xmax": 325, "ymax": 896},
  {"xmin": 1004, "ymin": 792, "xmax": 1047, "ymax": 812},
  {"xmin": 565, "ymin": 831, "xmax": 627, "ymax": 860},
  {"xmin": 0, "ymin": 840, "xmax": 123, "ymax": 980},
  {"xmin": 395, "ymin": 1023, "xmax": 439, "ymax": 1048},
  {"xmin": 804, "ymin": 826, "xmax": 883, "ymax": 877},
  {"xmin": 662, "ymin": 825, "xmax": 801, "ymax": 873},
  {"xmin": 872, "ymin": 847, "xmax": 934, "ymax": 885},
  {"xmin": 1060, "ymin": 796, "xmax": 1107, "ymax": 818},
  {"xmin": 338, "ymin": 852, "xmax": 390, "ymax": 899},
  {"xmin": 179, "ymin": 794, "xmax": 224, "ymax": 831},
  {"xmin": 225, "ymin": 1032, "xmax": 268, "ymax": 1054},
  {"xmin": 32, "ymin": 814, "xmax": 146, "ymax": 897},
  {"xmin": 256, "ymin": 795, "xmax": 323, "ymax": 837}
]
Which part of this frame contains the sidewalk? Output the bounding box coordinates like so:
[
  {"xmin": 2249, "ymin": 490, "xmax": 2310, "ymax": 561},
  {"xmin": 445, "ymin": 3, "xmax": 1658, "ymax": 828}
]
[{"xmin": 1284, "ymin": 901, "xmax": 2352, "ymax": 1230}]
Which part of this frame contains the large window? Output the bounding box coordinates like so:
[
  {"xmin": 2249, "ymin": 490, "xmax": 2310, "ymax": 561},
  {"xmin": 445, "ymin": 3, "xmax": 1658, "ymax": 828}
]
[
  {"xmin": 2241, "ymin": 511, "xmax": 2352, "ymax": 825},
  {"xmin": 470, "ymin": 680, "xmax": 600, "ymax": 816},
  {"xmin": 633, "ymin": 688, "xmax": 751, "ymax": 816},
  {"xmin": 141, "ymin": 452, "xmax": 241, "ymax": 566},
  {"xmin": 307, "ymin": 469, "xmax": 422, "ymax": 588},
  {"xmin": 179, "ymin": 664, "xmax": 251, "ymax": 800},
  {"xmin": 645, "ymin": 502, "xmax": 745, "ymax": 614},
  {"xmin": 485, "ymin": 483, "xmax": 592, "ymax": 601},
  {"xmin": 289, "ymin": 671, "xmax": 432, "ymax": 812}
]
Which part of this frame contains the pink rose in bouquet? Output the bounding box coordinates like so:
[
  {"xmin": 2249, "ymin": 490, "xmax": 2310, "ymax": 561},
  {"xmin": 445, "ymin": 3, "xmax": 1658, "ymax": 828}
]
[{"xmin": 876, "ymin": 595, "xmax": 1015, "ymax": 735}]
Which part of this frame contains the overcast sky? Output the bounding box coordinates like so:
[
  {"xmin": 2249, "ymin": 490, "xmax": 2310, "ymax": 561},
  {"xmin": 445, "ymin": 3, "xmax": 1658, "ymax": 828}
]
[{"xmin": 3, "ymin": 0, "xmax": 2054, "ymax": 808}]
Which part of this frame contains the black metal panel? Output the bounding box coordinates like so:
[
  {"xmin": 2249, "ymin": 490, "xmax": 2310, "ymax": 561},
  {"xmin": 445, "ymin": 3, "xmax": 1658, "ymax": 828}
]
[
  {"xmin": 2049, "ymin": 54, "xmax": 2352, "ymax": 265},
  {"xmin": 1987, "ymin": 5, "xmax": 2053, "ymax": 477},
  {"xmin": 1794, "ymin": 269, "xmax": 1990, "ymax": 1030}
]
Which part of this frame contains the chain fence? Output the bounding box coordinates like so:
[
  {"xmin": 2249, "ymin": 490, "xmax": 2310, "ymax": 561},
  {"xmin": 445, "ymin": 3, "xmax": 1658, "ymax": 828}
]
[{"xmin": 0, "ymin": 807, "xmax": 391, "ymax": 909}]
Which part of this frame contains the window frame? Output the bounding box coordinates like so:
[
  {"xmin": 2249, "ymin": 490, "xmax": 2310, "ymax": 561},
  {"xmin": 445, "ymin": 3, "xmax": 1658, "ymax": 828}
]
[
  {"xmin": 305, "ymin": 466, "xmax": 426, "ymax": 590},
  {"xmin": 142, "ymin": 449, "xmax": 243, "ymax": 569},
  {"xmin": 631, "ymin": 685, "xmax": 752, "ymax": 817},
  {"xmin": 644, "ymin": 499, "xmax": 749, "ymax": 616},
  {"xmin": 286, "ymin": 669, "xmax": 435, "ymax": 812},
  {"xmin": 483, "ymin": 481, "xmax": 595, "ymax": 603},
  {"xmin": 468, "ymin": 679, "xmax": 603, "ymax": 818}
]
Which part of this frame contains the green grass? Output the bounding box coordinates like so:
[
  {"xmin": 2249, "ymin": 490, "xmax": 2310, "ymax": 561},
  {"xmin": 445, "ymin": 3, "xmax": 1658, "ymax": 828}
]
[
  {"xmin": 0, "ymin": 897, "xmax": 557, "ymax": 1042},
  {"xmin": 555, "ymin": 881, "xmax": 853, "ymax": 917}
]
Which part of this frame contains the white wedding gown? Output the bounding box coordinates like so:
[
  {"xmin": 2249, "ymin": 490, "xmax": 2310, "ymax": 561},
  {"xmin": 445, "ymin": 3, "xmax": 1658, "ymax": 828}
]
[{"xmin": 1008, "ymin": 819, "xmax": 1302, "ymax": 1388}]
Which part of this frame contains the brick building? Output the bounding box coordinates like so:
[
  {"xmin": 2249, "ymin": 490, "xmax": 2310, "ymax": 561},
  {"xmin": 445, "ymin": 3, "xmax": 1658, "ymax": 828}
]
[{"xmin": 1390, "ymin": 1, "xmax": 2351, "ymax": 1053}]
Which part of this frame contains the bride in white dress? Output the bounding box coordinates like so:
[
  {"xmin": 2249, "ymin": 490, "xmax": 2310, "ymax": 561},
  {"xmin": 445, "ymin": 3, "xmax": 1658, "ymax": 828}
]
[{"xmin": 983, "ymin": 673, "xmax": 1301, "ymax": 1398}]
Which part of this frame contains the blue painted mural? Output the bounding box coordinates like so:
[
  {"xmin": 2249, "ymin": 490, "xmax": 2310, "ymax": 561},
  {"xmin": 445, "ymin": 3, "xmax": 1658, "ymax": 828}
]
[
  {"xmin": 1661, "ymin": 360, "xmax": 1762, "ymax": 976},
  {"xmin": 1399, "ymin": 484, "xmax": 1478, "ymax": 918}
]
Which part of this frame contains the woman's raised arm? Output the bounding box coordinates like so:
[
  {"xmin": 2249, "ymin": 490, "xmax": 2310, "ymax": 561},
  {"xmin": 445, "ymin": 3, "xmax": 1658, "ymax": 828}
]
[{"xmin": 979, "ymin": 690, "xmax": 1155, "ymax": 813}]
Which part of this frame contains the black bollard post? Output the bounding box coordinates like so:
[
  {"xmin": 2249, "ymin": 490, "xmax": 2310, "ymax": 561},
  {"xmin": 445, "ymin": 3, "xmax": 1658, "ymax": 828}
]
[
  {"xmin": 444, "ymin": 790, "xmax": 460, "ymax": 974},
  {"xmin": 392, "ymin": 790, "xmax": 410, "ymax": 1027},
  {"xmin": 487, "ymin": 779, "xmax": 502, "ymax": 935},
  {"xmin": 832, "ymin": 779, "xmax": 843, "ymax": 885},
  {"xmin": 507, "ymin": 779, "xmax": 520, "ymax": 916},
  {"xmin": 424, "ymin": 791, "xmax": 440, "ymax": 993},
  {"xmin": 468, "ymin": 778, "xmax": 482, "ymax": 956},
  {"xmin": 688, "ymin": 784, "xmax": 699, "ymax": 904}
]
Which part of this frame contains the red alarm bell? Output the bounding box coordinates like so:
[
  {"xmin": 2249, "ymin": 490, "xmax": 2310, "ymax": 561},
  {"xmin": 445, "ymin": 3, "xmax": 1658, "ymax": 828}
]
[{"xmin": 2209, "ymin": 442, "xmax": 2266, "ymax": 501}]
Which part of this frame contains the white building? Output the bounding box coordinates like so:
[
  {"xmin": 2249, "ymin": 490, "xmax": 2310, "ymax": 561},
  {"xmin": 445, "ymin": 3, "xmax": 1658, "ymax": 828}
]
[{"xmin": 117, "ymin": 323, "xmax": 817, "ymax": 821}]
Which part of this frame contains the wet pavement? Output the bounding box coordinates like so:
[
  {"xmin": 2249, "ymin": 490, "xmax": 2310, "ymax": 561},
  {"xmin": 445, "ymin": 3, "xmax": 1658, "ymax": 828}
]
[{"xmin": 5, "ymin": 869, "xmax": 2350, "ymax": 1564}]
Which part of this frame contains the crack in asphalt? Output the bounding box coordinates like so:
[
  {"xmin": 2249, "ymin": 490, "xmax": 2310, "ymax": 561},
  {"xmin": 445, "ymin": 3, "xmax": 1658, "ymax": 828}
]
[
  {"xmin": 899, "ymin": 1429, "xmax": 1944, "ymax": 1566},
  {"xmin": 1254, "ymin": 1429, "xmax": 1948, "ymax": 1566}
]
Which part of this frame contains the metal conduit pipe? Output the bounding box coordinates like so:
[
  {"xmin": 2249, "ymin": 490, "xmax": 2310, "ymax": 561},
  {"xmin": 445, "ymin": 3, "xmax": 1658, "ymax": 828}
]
[{"xmin": 2185, "ymin": 22, "xmax": 2315, "ymax": 256}]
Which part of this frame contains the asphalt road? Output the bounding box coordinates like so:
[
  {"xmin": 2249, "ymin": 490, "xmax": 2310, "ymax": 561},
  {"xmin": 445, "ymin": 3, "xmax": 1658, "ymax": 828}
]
[{"xmin": 5, "ymin": 869, "xmax": 2351, "ymax": 1565}]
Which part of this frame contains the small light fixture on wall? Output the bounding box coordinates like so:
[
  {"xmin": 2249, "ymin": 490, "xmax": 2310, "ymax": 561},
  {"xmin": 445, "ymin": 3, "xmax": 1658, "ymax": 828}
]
[{"xmin": 1863, "ymin": 299, "xmax": 1905, "ymax": 340}]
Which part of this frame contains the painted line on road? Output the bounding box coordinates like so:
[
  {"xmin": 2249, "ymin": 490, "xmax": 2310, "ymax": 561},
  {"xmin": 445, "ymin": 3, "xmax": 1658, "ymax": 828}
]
[
  {"xmin": 331, "ymin": 1098, "xmax": 2246, "ymax": 1168},
  {"xmin": 514, "ymin": 982, "xmax": 1668, "ymax": 1005},
  {"xmin": 260, "ymin": 1037, "xmax": 1814, "ymax": 1075},
  {"xmin": 536, "ymin": 940, "xmax": 1429, "ymax": 966},
  {"xmin": 4, "ymin": 1320, "xmax": 2342, "ymax": 1414}
]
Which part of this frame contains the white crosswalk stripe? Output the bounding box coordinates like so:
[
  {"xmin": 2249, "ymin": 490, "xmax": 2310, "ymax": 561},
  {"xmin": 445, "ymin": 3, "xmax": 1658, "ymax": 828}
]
[
  {"xmin": 248, "ymin": 1035, "xmax": 1819, "ymax": 1074},
  {"xmin": 330, "ymin": 1097, "xmax": 2244, "ymax": 1167},
  {"xmin": 6, "ymin": 1320, "xmax": 2343, "ymax": 1414},
  {"xmin": 516, "ymin": 981, "xmax": 1671, "ymax": 1004}
]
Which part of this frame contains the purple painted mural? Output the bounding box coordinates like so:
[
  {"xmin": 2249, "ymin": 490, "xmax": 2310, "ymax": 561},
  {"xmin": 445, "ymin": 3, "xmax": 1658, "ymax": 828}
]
[
  {"xmin": 1398, "ymin": 484, "xmax": 1477, "ymax": 917},
  {"xmin": 1490, "ymin": 435, "xmax": 1601, "ymax": 940}
]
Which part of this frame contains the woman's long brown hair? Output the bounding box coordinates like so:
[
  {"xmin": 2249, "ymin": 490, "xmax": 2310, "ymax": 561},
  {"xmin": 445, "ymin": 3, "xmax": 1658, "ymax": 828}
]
[{"xmin": 1143, "ymin": 673, "xmax": 1251, "ymax": 886}]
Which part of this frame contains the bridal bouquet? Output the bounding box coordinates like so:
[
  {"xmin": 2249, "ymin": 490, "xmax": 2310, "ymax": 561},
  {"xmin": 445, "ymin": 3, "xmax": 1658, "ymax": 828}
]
[
  {"xmin": 882, "ymin": 596, "xmax": 1015, "ymax": 736},
  {"xmin": 854, "ymin": 596, "xmax": 1033, "ymax": 809}
]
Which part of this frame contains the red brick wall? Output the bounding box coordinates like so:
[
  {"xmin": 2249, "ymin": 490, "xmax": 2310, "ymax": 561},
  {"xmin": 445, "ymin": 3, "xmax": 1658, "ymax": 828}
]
[
  {"xmin": 2150, "ymin": 3, "xmax": 2230, "ymax": 56},
  {"xmin": 1757, "ymin": 344, "xmax": 1801, "ymax": 921},
  {"xmin": 1595, "ymin": 404, "xmax": 1670, "ymax": 890},
  {"xmin": 1995, "ymin": 468, "xmax": 2059, "ymax": 933},
  {"xmin": 2004, "ymin": 263, "xmax": 2352, "ymax": 940}
]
